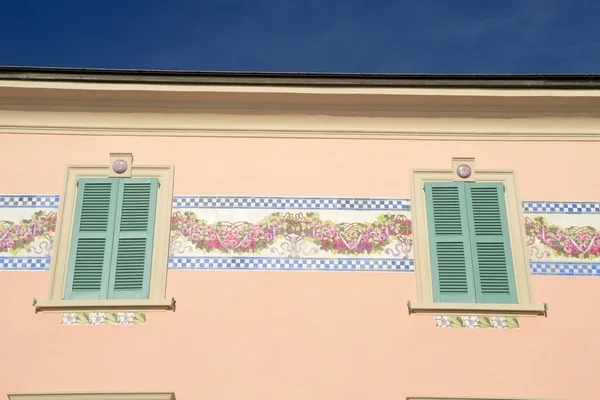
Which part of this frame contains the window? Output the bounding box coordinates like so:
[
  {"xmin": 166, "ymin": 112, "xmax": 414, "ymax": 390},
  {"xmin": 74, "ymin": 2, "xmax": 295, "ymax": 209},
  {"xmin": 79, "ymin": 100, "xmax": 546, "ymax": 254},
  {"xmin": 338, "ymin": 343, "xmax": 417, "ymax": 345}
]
[
  {"xmin": 408, "ymin": 158, "xmax": 546, "ymax": 316},
  {"xmin": 65, "ymin": 178, "xmax": 158, "ymax": 301},
  {"xmin": 35, "ymin": 154, "xmax": 175, "ymax": 313},
  {"xmin": 425, "ymin": 182, "xmax": 517, "ymax": 304}
]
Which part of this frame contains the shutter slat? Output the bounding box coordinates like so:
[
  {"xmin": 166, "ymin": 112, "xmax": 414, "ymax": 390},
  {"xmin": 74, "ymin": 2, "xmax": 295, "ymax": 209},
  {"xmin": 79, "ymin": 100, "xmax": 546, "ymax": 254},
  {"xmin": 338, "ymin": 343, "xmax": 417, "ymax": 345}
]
[
  {"xmin": 465, "ymin": 183, "xmax": 518, "ymax": 304},
  {"xmin": 108, "ymin": 178, "xmax": 158, "ymax": 300},
  {"xmin": 425, "ymin": 182, "xmax": 477, "ymax": 303},
  {"xmin": 65, "ymin": 179, "xmax": 118, "ymax": 300}
]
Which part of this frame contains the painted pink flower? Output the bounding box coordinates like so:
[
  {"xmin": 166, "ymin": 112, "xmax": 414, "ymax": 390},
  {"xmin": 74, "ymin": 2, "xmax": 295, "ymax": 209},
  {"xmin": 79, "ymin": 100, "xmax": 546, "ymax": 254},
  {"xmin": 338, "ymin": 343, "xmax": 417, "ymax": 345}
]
[
  {"xmin": 206, "ymin": 239, "xmax": 222, "ymax": 249},
  {"xmin": 23, "ymin": 232, "xmax": 32, "ymax": 240},
  {"xmin": 222, "ymin": 239, "xmax": 238, "ymax": 248},
  {"xmin": 563, "ymin": 242, "xmax": 576, "ymax": 254}
]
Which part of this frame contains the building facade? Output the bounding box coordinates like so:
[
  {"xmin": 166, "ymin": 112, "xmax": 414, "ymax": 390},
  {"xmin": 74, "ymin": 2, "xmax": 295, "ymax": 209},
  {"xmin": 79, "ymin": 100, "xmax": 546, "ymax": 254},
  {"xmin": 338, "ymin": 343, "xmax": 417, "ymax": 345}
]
[{"xmin": 1, "ymin": 68, "xmax": 599, "ymax": 400}]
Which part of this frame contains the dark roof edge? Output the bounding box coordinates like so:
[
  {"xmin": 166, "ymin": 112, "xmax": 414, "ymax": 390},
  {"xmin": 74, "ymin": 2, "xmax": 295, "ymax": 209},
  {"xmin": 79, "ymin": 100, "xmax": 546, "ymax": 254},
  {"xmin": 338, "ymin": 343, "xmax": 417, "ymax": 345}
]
[{"xmin": 1, "ymin": 66, "xmax": 600, "ymax": 89}]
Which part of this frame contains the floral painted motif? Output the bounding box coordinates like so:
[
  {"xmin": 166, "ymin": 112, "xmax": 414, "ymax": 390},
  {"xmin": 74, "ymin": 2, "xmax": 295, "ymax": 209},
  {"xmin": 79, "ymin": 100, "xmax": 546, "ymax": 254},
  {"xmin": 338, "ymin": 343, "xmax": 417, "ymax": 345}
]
[
  {"xmin": 525, "ymin": 216, "xmax": 600, "ymax": 259},
  {"xmin": 490, "ymin": 316, "xmax": 508, "ymax": 329},
  {"xmin": 61, "ymin": 312, "xmax": 146, "ymax": 325},
  {"xmin": 462, "ymin": 316, "xmax": 479, "ymax": 329},
  {"xmin": 434, "ymin": 316, "xmax": 452, "ymax": 328},
  {"xmin": 61, "ymin": 313, "xmax": 77, "ymax": 325},
  {"xmin": 171, "ymin": 211, "xmax": 412, "ymax": 256},
  {"xmin": 3, "ymin": 203, "xmax": 600, "ymax": 268},
  {"xmin": 435, "ymin": 315, "xmax": 519, "ymax": 329},
  {"xmin": 0, "ymin": 211, "xmax": 57, "ymax": 255}
]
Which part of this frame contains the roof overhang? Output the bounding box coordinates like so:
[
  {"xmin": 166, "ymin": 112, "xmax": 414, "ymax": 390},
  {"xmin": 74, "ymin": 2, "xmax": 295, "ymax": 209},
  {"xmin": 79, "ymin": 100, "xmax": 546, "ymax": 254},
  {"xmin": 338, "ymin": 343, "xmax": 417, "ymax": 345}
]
[{"xmin": 1, "ymin": 67, "xmax": 599, "ymax": 141}]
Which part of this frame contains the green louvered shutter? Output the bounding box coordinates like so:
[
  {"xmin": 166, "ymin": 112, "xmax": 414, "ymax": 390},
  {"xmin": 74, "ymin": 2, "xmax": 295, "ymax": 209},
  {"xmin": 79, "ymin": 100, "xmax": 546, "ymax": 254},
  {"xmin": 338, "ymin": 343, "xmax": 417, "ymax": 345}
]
[
  {"xmin": 464, "ymin": 182, "xmax": 518, "ymax": 304},
  {"xmin": 65, "ymin": 179, "xmax": 118, "ymax": 300},
  {"xmin": 425, "ymin": 182, "xmax": 477, "ymax": 303},
  {"xmin": 107, "ymin": 178, "xmax": 158, "ymax": 299}
]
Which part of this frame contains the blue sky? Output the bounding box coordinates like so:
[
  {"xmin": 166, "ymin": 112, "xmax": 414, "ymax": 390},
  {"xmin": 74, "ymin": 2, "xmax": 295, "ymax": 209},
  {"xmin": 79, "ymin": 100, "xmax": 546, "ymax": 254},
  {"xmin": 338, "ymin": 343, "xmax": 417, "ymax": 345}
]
[{"xmin": 1, "ymin": 0, "xmax": 598, "ymax": 74}]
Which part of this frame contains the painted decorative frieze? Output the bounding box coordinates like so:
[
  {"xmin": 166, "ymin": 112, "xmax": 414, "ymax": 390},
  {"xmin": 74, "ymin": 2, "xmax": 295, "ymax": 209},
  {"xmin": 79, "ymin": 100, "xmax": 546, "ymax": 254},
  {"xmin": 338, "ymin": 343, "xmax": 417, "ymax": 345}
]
[
  {"xmin": 0, "ymin": 210, "xmax": 56, "ymax": 257},
  {"xmin": 435, "ymin": 315, "xmax": 519, "ymax": 329},
  {"xmin": 1, "ymin": 195, "xmax": 599, "ymax": 275},
  {"xmin": 61, "ymin": 312, "xmax": 146, "ymax": 325},
  {"xmin": 170, "ymin": 210, "xmax": 413, "ymax": 258},
  {"xmin": 525, "ymin": 215, "xmax": 600, "ymax": 260}
]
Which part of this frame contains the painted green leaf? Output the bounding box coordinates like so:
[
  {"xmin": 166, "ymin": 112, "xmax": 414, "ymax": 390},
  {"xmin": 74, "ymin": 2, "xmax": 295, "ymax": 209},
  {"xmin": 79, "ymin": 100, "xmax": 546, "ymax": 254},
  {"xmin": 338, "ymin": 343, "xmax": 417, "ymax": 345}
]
[
  {"xmin": 450, "ymin": 316, "xmax": 463, "ymax": 328},
  {"xmin": 506, "ymin": 316, "xmax": 519, "ymax": 329},
  {"xmin": 104, "ymin": 313, "xmax": 118, "ymax": 324},
  {"xmin": 76, "ymin": 313, "xmax": 89, "ymax": 324},
  {"xmin": 478, "ymin": 316, "xmax": 491, "ymax": 328},
  {"xmin": 133, "ymin": 312, "xmax": 146, "ymax": 324}
]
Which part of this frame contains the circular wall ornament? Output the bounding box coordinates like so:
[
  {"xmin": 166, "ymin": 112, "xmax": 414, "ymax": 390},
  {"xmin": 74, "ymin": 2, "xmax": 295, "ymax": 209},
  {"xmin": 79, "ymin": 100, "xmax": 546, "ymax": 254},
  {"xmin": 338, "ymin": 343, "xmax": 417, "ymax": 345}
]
[
  {"xmin": 456, "ymin": 164, "xmax": 472, "ymax": 179},
  {"xmin": 112, "ymin": 159, "xmax": 128, "ymax": 174}
]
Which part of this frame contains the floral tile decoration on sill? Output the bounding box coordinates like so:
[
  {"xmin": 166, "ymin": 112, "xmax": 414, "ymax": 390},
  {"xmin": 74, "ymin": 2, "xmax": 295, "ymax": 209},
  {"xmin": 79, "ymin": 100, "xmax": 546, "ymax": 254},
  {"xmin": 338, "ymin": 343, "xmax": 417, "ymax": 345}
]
[
  {"xmin": 61, "ymin": 312, "xmax": 146, "ymax": 325},
  {"xmin": 1, "ymin": 195, "xmax": 600, "ymax": 275},
  {"xmin": 435, "ymin": 315, "xmax": 519, "ymax": 329}
]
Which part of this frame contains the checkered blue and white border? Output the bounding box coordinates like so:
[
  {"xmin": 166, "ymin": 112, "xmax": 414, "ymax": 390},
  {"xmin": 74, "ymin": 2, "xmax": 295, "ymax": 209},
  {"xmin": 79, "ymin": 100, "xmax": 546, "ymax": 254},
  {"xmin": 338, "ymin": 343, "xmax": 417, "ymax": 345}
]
[
  {"xmin": 168, "ymin": 257, "xmax": 414, "ymax": 271},
  {"xmin": 3, "ymin": 257, "xmax": 599, "ymax": 276},
  {"xmin": 172, "ymin": 196, "xmax": 410, "ymax": 210},
  {"xmin": 0, "ymin": 257, "xmax": 51, "ymax": 270},
  {"xmin": 0, "ymin": 195, "xmax": 59, "ymax": 208},
  {"xmin": 521, "ymin": 202, "xmax": 600, "ymax": 214},
  {"xmin": 530, "ymin": 262, "xmax": 600, "ymax": 276},
  {"xmin": 1, "ymin": 194, "xmax": 599, "ymax": 213}
]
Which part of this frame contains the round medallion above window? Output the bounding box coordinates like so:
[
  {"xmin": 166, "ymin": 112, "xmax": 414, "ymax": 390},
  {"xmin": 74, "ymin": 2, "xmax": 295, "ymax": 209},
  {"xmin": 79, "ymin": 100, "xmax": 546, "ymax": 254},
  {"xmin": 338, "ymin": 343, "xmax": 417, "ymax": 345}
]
[
  {"xmin": 112, "ymin": 159, "xmax": 128, "ymax": 174},
  {"xmin": 456, "ymin": 164, "xmax": 472, "ymax": 179}
]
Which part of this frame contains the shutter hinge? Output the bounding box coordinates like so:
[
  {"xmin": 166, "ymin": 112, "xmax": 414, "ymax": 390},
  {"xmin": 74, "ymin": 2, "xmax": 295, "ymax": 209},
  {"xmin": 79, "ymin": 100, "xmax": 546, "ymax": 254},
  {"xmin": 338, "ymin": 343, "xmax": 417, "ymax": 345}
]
[
  {"xmin": 503, "ymin": 184, "xmax": 506, "ymax": 193},
  {"xmin": 158, "ymin": 181, "xmax": 161, "ymax": 188},
  {"xmin": 76, "ymin": 180, "xmax": 79, "ymax": 188}
]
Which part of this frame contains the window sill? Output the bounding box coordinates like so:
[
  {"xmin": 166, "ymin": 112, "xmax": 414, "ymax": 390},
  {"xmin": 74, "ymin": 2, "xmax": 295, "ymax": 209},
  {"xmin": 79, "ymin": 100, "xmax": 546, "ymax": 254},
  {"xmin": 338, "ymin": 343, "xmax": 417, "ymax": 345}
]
[
  {"xmin": 407, "ymin": 301, "xmax": 548, "ymax": 317},
  {"xmin": 8, "ymin": 392, "xmax": 176, "ymax": 400},
  {"xmin": 33, "ymin": 298, "xmax": 176, "ymax": 313}
]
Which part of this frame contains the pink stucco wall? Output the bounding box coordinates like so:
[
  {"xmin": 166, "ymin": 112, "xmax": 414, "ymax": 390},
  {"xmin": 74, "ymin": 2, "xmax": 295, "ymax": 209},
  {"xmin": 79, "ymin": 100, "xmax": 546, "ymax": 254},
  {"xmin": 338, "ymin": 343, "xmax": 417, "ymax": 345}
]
[{"xmin": 1, "ymin": 133, "xmax": 598, "ymax": 400}]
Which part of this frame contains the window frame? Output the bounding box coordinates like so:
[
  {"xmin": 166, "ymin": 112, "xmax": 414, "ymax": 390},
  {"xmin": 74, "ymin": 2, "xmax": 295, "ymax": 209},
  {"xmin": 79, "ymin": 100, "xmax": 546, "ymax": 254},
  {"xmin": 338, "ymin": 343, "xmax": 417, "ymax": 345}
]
[
  {"xmin": 8, "ymin": 393, "xmax": 176, "ymax": 400},
  {"xmin": 408, "ymin": 166, "xmax": 546, "ymax": 316},
  {"xmin": 35, "ymin": 164, "xmax": 174, "ymax": 313}
]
